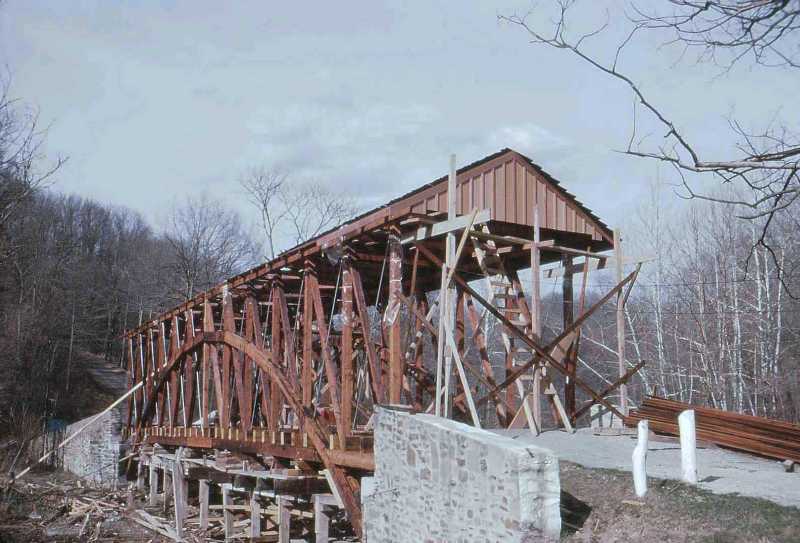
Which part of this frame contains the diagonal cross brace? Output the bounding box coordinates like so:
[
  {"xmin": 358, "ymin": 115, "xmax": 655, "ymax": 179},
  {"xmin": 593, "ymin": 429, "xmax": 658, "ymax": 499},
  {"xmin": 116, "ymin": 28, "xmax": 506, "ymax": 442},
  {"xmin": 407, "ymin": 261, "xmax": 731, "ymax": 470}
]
[{"xmin": 415, "ymin": 243, "xmax": 637, "ymax": 422}]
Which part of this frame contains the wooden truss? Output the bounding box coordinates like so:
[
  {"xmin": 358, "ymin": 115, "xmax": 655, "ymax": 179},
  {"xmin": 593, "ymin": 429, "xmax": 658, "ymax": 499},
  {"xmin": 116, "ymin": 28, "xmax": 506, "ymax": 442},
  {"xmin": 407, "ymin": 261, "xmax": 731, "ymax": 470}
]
[{"xmin": 123, "ymin": 207, "xmax": 645, "ymax": 538}]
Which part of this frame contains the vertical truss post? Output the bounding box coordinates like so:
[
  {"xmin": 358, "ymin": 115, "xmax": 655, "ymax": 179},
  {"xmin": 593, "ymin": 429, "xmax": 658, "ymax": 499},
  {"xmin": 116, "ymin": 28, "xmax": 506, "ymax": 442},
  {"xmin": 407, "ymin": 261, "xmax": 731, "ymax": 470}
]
[
  {"xmin": 412, "ymin": 294, "xmax": 428, "ymax": 411},
  {"xmin": 341, "ymin": 261, "xmax": 354, "ymax": 435},
  {"xmin": 125, "ymin": 337, "xmax": 135, "ymax": 435},
  {"xmin": 146, "ymin": 330, "xmax": 157, "ymax": 426},
  {"xmin": 308, "ymin": 272, "xmax": 346, "ymax": 441},
  {"xmin": 388, "ymin": 233, "xmax": 403, "ymax": 404},
  {"xmin": 168, "ymin": 317, "xmax": 181, "ymax": 428},
  {"xmin": 221, "ymin": 287, "xmax": 235, "ymax": 429},
  {"xmin": 156, "ymin": 324, "xmax": 167, "ymax": 426},
  {"xmin": 246, "ymin": 295, "xmax": 267, "ymax": 428},
  {"xmin": 240, "ymin": 299, "xmax": 256, "ymax": 432},
  {"xmin": 203, "ymin": 301, "xmax": 226, "ymax": 428},
  {"xmin": 347, "ymin": 261, "xmax": 384, "ymax": 403},
  {"xmin": 184, "ymin": 310, "xmax": 196, "ymax": 427},
  {"xmin": 302, "ymin": 261, "xmax": 315, "ymax": 425},
  {"xmin": 269, "ymin": 282, "xmax": 284, "ymax": 431}
]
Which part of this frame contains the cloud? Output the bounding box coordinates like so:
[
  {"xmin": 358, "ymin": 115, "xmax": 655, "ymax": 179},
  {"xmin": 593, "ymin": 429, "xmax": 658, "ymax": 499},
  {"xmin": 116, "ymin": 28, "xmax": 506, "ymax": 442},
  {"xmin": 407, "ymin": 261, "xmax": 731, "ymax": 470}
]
[
  {"xmin": 239, "ymin": 100, "xmax": 571, "ymax": 214},
  {"xmin": 484, "ymin": 123, "xmax": 569, "ymax": 155}
]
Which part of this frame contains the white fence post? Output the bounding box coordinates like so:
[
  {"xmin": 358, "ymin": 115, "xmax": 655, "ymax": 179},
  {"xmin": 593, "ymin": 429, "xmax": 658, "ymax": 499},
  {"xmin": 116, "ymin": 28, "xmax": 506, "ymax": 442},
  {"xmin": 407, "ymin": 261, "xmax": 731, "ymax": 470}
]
[
  {"xmin": 679, "ymin": 409, "xmax": 698, "ymax": 483},
  {"xmin": 632, "ymin": 419, "xmax": 649, "ymax": 497}
]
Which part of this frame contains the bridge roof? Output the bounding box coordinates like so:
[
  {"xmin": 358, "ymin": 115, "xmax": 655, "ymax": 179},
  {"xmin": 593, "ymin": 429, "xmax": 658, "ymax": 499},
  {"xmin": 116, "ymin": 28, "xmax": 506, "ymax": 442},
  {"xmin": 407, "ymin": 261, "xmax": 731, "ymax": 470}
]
[{"xmin": 127, "ymin": 148, "xmax": 613, "ymax": 336}]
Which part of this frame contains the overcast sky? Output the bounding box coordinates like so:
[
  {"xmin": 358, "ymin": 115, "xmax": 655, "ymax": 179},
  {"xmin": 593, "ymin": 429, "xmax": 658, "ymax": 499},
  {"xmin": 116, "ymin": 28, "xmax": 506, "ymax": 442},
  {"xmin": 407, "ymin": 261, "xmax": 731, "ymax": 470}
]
[{"xmin": 2, "ymin": 1, "xmax": 796, "ymax": 250}]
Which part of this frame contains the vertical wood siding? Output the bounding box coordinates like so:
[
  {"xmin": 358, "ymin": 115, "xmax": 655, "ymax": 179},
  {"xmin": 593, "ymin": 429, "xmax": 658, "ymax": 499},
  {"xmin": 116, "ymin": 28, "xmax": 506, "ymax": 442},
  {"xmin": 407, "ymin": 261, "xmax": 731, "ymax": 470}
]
[{"xmin": 391, "ymin": 151, "xmax": 609, "ymax": 242}]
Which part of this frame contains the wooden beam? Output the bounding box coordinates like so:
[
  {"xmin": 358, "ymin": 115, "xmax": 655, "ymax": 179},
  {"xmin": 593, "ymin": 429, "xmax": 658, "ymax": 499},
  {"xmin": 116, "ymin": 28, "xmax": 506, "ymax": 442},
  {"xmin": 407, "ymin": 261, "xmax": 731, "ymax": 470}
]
[
  {"xmin": 250, "ymin": 492, "xmax": 262, "ymax": 539},
  {"xmin": 269, "ymin": 284, "xmax": 283, "ymax": 431},
  {"xmin": 573, "ymin": 360, "xmax": 646, "ymax": 421},
  {"xmin": 442, "ymin": 315, "xmax": 481, "ymax": 427},
  {"xmin": 278, "ymin": 495, "xmax": 291, "ymax": 543},
  {"xmin": 198, "ymin": 479, "xmax": 209, "ymax": 530},
  {"xmin": 341, "ymin": 266, "xmax": 354, "ymax": 436},
  {"xmin": 388, "ymin": 235, "xmax": 403, "ymax": 404},
  {"xmin": 542, "ymin": 245, "xmax": 612, "ymax": 259},
  {"xmin": 464, "ymin": 294, "xmax": 507, "ymax": 424},
  {"xmin": 224, "ymin": 290, "xmax": 250, "ymax": 432},
  {"xmin": 308, "ymin": 273, "xmax": 346, "ymax": 440},
  {"xmin": 203, "ymin": 302, "xmax": 226, "ymax": 428},
  {"xmin": 400, "ymin": 208, "xmax": 490, "ymax": 244},
  {"xmin": 172, "ymin": 449, "xmax": 187, "ymax": 539},
  {"xmin": 245, "ymin": 296, "xmax": 267, "ymax": 428},
  {"xmin": 562, "ymin": 255, "xmax": 575, "ymax": 417},
  {"xmin": 531, "ymin": 208, "xmax": 542, "ymax": 431},
  {"xmin": 615, "ymin": 229, "xmax": 627, "ymax": 414},
  {"xmin": 348, "ymin": 263, "xmax": 384, "ymax": 403},
  {"xmin": 222, "ymin": 484, "xmax": 234, "ymax": 540},
  {"xmin": 302, "ymin": 264, "xmax": 314, "ymax": 422},
  {"xmin": 542, "ymin": 255, "xmax": 654, "ymax": 280},
  {"xmin": 183, "ymin": 310, "xmax": 196, "ymax": 428}
]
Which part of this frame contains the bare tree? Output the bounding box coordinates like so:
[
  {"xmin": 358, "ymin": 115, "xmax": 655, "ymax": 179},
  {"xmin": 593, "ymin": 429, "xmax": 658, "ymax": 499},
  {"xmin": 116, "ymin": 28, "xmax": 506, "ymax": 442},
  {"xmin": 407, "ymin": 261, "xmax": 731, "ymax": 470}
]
[
  {"xmin": 0, "ymin": 75, "xmax": 65, "ymax": 235},
  {"xmin": 239, "ymin": 167, "xmax": 289, "ymax": 260},
  {"xmin": 281, "ymin": 181, "xmax": 360, "ymax": 245},
  {"xmin": 163, "ymin": 194, "xmax": 256, "ymax": 302},
  {"xmin": 240, "ymin": 168, "xmax": 360, "ymax": 255},
  {"xmin": 500, "ymin": 1, "xmax": 799, "ymax": 250},
  {"xmin": 636, "ymin": 0, "xmax": 800, "ymax": 69}
]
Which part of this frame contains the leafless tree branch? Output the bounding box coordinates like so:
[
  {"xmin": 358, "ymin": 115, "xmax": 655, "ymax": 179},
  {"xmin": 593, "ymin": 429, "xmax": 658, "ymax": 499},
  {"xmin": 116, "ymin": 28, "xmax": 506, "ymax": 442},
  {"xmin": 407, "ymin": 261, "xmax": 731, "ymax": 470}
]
[{"xmin": 500, "ymin": 0, "xmax": 800, "ymax": 289}]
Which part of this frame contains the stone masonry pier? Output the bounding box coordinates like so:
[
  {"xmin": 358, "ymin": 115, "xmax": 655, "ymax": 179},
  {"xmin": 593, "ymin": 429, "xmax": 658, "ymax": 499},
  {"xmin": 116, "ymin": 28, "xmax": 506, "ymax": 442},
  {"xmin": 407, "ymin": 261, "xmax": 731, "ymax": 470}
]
[{"xmin": 364, "ymin": 407, "xmax": 561, "ymax": 542}]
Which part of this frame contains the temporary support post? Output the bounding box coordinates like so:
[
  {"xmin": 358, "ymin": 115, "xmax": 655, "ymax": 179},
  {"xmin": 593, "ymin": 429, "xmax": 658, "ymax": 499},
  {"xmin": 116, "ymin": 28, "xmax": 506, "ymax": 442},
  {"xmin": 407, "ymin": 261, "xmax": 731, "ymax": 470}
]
[
  {"xmin": 198, "ymin": 479, "xmax": 209, "ymax": 530},
  {"xmin": 250, "ymin": 492, "xmax": 261, "ymax": 539},
  {"xmin": 222, "ymin": 483, "xmax": 234, "ymax": 541},
  {"xmin": 614, "ymin": 229, "xmax": 627, "ymax": 414},
  {"xmin": 136, "ymin": 458, "xmax": 146, "ymax": 491},
  {"xmin": 278, "ymin": 495, "xmax": 292, "ymax": 543},
  {"xmin": 444, "ymin": 154, "xmax": 457, "ymax": 417},
  {"xmin": 172, "ymin": 449, "xmax": 186, "ymax": 539},
  {"xmin": 148, "ymin": 463, "xmax": 159, "ymax": 507},
  {"xmin": 435, "ymin": 153, "xmax": 458, "ymax": 418},
  {"xmin": 388, "ymin": 234, "xmax": 403, "ymax": 404},
  {"xmin": 314, "ymin": 494, "xmax": 337, "ymax": 543},
  {"xmin": 531, "ymin": 208, "xmax": 543, "ymax": 431},
  {"xmin": 162, "ymin": 466, "xmax": 172, "ymax": 514},
  {"xmin": 563, "ymin": 255, "xmax": 575, "ymax": 417}
]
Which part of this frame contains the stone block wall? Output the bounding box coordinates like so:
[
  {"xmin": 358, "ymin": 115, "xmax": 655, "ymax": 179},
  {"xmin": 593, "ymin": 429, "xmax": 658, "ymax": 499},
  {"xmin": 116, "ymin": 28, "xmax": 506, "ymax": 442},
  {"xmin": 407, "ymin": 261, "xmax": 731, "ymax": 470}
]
[
  {"xmin": 364, "ymin": 408, "xmax": 561, "ymax": 542},
  {"xmin": 61, "ymin": 407, "xmax": 125, "ymax": 485}
]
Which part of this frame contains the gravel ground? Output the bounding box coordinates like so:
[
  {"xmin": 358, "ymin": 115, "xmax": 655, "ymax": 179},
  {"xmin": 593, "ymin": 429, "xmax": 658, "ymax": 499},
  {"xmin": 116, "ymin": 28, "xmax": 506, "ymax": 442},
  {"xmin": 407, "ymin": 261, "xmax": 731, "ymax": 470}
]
[{"xmin": 498, "ymin": 428, "xmax": 800, "ymax": 508}]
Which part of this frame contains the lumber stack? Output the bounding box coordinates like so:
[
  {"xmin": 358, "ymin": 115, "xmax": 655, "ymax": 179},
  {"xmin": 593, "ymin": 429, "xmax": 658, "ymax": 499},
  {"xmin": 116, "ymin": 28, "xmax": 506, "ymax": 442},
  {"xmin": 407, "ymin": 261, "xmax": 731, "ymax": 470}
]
[{"xmin": 626, "ymin": 396, "xmax": 800, "ymax": 463}]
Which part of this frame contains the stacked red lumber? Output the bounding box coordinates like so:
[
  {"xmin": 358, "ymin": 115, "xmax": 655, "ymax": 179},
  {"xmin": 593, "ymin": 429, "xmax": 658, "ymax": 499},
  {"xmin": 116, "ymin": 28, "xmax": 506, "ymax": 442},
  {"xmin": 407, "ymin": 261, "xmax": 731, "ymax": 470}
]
[{"xmin": 626, "ymin": 396, "xmax": 800, "ymax": 463}]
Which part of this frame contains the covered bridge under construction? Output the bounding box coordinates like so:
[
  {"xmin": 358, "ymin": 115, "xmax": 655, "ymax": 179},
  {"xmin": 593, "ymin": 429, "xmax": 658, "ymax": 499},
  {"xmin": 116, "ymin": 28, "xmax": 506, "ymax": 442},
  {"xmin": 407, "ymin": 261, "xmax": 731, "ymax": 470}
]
[{"xmin": 122, "ymin": 148, "xmax": 641, "ymax": 540}]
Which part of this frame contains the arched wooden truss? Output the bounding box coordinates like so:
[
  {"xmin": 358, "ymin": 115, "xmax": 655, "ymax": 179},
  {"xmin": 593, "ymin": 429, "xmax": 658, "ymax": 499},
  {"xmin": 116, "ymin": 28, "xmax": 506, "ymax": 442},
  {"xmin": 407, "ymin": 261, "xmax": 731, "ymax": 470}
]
[{"xmin": 123, "ymin": 149, "xmax": 644, "ymax": 537}]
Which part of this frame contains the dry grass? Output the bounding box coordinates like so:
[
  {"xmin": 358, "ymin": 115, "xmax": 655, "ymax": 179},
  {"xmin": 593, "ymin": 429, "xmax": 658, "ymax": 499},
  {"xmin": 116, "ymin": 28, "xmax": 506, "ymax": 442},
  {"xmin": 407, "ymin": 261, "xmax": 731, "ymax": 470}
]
[{"xmin": 560, "ymin": 461, "xmax": 800, "ymax": 542}]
